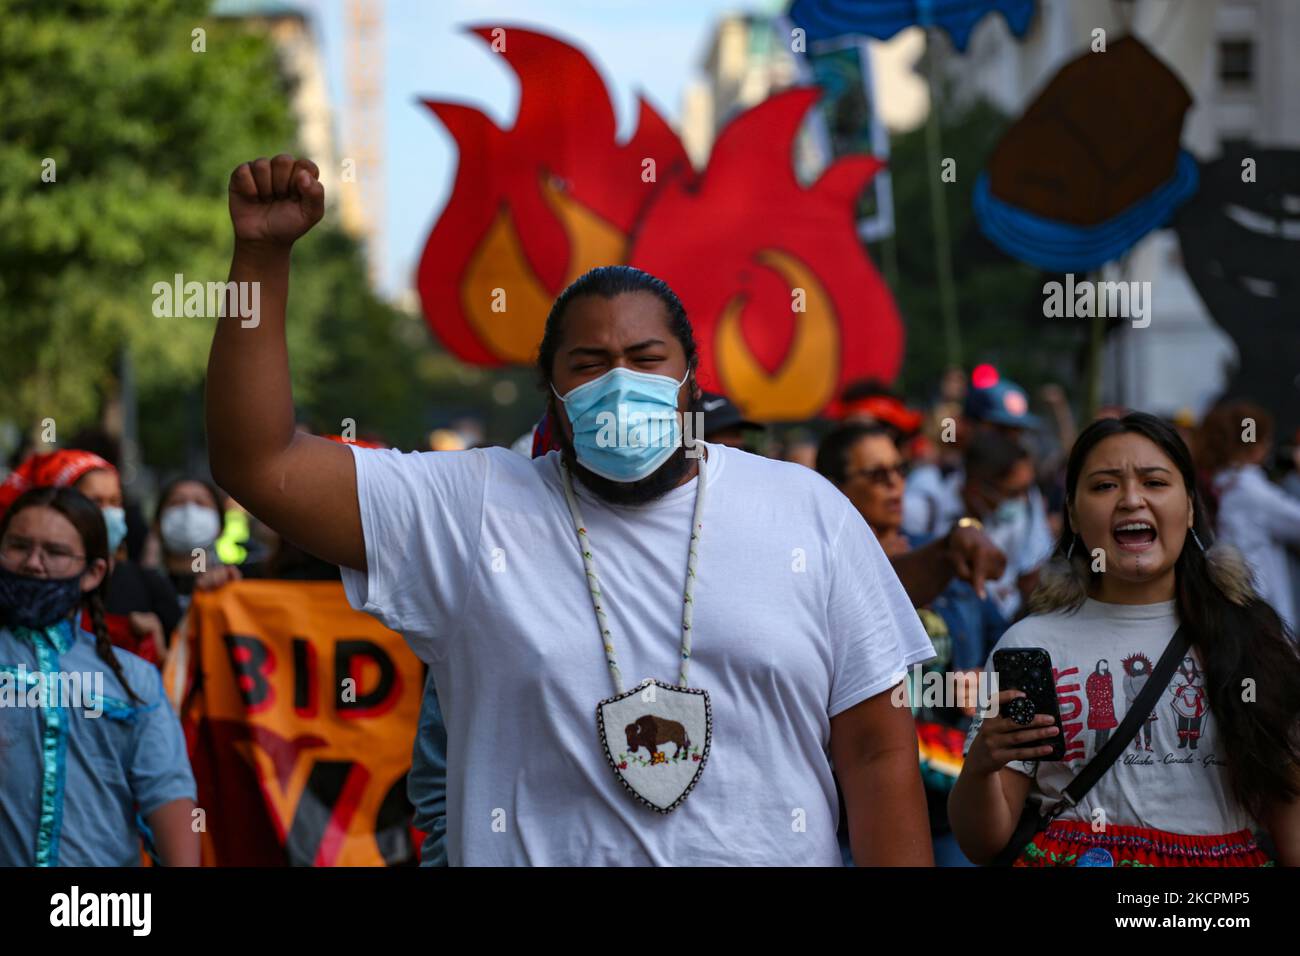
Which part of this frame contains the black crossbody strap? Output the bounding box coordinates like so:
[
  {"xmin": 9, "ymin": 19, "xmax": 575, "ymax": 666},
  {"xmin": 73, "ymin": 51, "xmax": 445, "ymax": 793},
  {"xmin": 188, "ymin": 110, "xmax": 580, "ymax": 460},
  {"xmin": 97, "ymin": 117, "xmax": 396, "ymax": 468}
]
[{"xmin": 1056, "ymin": 625, "xmax": 1190, "ymax": 811}]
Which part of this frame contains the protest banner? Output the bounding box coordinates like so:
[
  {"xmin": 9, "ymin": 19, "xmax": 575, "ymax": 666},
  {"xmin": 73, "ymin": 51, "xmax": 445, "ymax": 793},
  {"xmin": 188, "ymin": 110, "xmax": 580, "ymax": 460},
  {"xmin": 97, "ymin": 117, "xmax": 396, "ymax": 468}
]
[{"xmin": 166, "ymin": 581, "xmax": 424, "ymax": 866}]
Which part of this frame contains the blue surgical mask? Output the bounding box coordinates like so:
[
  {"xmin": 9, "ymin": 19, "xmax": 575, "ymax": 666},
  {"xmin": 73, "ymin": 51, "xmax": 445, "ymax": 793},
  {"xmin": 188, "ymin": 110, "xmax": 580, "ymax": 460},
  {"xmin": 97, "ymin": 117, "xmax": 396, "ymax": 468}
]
[
  {"xmin": 552, "ymin": 367, "xmax": 688, "ymax": 482},
  {"xmin": 102, "ymin": 506, "xmax": 127, "ymax": 554}
]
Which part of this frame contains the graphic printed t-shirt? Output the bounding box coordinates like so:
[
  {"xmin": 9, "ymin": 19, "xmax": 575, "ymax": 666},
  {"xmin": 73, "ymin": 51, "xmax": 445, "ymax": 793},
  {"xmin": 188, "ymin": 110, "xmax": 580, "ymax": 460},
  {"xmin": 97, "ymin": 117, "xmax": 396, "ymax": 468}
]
[
  {"xmin": 341, "ymin": 441, "xmax": 935, "ymax": 865},
  {"xmin": 964, "ymin": 599, "xmax": 1253, "ymax": 835}
]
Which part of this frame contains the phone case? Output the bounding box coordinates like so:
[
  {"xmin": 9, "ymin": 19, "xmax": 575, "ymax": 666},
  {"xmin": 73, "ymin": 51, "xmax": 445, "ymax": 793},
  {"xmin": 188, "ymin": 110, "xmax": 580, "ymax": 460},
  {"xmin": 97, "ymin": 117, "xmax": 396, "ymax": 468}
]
[{"xmin": 992, "ymin": 647, "xmax": 1067, "ymax": 761}]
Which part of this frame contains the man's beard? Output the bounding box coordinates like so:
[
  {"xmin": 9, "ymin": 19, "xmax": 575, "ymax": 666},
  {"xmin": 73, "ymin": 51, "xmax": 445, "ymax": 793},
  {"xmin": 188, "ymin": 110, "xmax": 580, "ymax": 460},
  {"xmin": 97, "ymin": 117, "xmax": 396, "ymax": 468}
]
[{"xmin": 557, "ymin": 430, "xmax": 694, "ymax": 506}]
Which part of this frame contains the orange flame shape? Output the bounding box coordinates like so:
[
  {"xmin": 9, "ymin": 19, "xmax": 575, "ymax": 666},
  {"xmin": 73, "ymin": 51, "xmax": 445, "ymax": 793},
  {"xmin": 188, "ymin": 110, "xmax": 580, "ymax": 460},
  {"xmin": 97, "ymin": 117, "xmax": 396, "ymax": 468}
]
[
  {"xmin": 628, "ymin": 89, "xmax": 902, "ymax": 419},
  {"xmin": 417, "ymin": 26, "xmax": 689, "ymax": 366},
  {"xmin": 417, "ymin": 30, "xmax": 904, "ymax": 420}
]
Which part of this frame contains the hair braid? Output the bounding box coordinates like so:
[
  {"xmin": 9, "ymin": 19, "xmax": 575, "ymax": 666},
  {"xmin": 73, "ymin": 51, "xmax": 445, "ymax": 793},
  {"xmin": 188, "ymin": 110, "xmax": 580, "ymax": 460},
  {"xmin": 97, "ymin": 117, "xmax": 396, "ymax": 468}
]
[{"xmin": 88, "ymin": 590, "xmax": 142, "ymax": 705}]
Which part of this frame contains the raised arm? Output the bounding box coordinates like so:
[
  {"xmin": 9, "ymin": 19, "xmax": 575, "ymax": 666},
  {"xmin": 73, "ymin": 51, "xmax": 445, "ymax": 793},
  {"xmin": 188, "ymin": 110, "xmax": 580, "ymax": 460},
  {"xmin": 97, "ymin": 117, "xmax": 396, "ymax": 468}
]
[{"xmin": 206, "ymin": 155, "xmax": 365, "ymax": 571}]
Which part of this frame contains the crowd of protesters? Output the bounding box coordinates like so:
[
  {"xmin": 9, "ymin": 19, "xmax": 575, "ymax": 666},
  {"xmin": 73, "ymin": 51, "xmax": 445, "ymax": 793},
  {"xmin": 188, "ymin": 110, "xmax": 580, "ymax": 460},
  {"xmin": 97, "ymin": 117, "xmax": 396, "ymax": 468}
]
[
  {"xmin": 1, "ymin": 155, "xmax": 1297, "ymax": 867},
  {"xmin": 2, "ymin": 358, "xmax": 1298, "ymax": 867},
  {"xmin": 809, "ymin": 373, "xmax": 1300, "ymax": 866}
]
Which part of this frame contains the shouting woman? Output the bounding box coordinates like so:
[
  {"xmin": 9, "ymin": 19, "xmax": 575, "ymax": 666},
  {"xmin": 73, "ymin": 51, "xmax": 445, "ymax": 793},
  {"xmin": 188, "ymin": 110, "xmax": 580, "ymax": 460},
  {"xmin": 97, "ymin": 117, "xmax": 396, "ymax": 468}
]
[{"xmin": 950, "ymin": 413, "xmax": 1300, "ymax": 866}]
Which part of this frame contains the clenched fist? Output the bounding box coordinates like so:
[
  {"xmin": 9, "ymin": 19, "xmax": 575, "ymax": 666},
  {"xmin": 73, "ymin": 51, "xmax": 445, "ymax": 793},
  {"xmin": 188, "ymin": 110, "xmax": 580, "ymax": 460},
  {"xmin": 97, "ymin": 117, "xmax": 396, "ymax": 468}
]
[{"xmin": 229, "ymin": 154, "xmax": 324, "ymax": 246}]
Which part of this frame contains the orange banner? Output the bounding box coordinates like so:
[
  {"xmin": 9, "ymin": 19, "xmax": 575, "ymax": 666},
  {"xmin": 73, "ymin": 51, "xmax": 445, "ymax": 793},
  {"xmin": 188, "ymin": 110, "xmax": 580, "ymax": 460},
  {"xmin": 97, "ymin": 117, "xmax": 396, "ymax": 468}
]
[{"xmin": 166, "ymin": 581, "xmax": 424, "ymax": 866}]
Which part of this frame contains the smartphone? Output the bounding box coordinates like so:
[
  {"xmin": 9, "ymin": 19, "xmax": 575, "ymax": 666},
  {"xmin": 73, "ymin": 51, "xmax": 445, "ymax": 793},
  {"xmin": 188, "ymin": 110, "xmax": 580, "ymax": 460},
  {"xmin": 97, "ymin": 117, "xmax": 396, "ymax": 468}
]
[{"xmin": 992, "ymin": 647, "xmax": 1066, "ymax": 761}]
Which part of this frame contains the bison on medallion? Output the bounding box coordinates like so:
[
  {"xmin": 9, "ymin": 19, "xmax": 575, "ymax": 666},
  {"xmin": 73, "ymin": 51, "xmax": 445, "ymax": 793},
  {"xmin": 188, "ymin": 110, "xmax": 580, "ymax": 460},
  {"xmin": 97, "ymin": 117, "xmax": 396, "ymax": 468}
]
[{"xmin": 625, "ymin": 714, "xmax": 690, "ymax": 760}]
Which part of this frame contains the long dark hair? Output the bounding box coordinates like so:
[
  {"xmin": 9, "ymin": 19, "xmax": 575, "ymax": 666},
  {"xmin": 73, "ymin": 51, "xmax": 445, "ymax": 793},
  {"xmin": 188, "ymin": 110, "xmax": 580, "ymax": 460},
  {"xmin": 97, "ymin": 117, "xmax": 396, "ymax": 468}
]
[
  {"xmin": 1055, "ymin": 412, "xmax": 1300, "ymax": 817},
  {"xmin": 0, "ymin": 486, "xmax": 141, "ymax": 703}
]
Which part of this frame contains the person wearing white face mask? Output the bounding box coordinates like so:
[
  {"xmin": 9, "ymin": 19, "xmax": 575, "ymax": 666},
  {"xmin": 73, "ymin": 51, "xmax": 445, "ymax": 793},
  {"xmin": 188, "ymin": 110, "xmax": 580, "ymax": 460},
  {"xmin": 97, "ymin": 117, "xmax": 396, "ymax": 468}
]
[
  {"xmin": 76, "ymin": 462, "xmax": 182, "ymax": 660},
  {"xmin": 151, "ymin": 477, "xmax": 240, "ymax": 612}
]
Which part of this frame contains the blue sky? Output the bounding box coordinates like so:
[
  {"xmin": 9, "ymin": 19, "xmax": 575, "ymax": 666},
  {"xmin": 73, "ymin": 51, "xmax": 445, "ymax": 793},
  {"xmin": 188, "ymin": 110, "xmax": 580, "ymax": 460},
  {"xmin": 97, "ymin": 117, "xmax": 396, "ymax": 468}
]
[{"xmin": 301, "ymin": 0, "xmax": 781, "ymax": 297}]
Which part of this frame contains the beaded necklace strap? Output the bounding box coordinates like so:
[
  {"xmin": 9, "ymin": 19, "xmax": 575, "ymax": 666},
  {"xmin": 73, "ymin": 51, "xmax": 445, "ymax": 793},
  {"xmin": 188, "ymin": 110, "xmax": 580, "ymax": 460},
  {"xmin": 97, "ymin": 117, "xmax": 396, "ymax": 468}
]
[{"xmin": 559, "ymin": 448, "xmax": 707, "ymax": 695}]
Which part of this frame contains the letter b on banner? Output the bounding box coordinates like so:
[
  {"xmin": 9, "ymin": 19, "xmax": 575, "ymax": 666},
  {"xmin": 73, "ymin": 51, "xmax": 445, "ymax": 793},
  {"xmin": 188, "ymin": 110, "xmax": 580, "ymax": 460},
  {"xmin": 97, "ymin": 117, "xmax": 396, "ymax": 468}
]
[{"xmin": 225, "ymin": 633, "xmax": 275, "ymax": 712}]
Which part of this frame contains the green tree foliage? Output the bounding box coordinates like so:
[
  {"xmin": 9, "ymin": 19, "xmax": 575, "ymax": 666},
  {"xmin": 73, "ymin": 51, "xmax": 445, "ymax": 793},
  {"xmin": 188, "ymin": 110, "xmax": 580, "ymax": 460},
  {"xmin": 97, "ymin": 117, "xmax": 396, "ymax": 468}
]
[
  {"xmin": 0, "ymin": 0, "xmax": 487, "ymax": 470},
  {"xmin": 0, "ymin": 0, "xmax": 302, "ymax": 426},
  {"xmin": 281, "ymin": 227, "xmax": 541, "ymax": 453}
]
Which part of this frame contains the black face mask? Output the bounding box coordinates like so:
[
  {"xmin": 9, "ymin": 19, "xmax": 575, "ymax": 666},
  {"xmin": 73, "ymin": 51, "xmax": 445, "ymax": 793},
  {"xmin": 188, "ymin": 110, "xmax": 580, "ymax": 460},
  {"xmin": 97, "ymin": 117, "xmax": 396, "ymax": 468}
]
[{"xmin": 0, "ymin": 565, "xmax": 84, "ymax": 630}]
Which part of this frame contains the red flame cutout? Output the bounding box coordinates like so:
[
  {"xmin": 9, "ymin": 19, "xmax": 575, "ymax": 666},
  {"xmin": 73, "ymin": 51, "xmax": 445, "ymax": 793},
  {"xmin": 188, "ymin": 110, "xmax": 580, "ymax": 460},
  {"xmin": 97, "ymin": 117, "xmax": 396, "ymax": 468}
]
[
  {"xmin": 415, "ymin": 28, "xmax": 904, "ymax": 419},
  {"xmin": 418, "ymin": 26, "xmax": 690, "ymax": 365}
]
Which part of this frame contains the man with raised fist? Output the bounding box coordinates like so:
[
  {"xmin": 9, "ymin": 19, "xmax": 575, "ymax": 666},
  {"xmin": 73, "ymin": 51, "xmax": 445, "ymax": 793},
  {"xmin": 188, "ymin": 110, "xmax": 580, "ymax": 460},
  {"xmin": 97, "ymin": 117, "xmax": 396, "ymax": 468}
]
[{"xmin": 206, "ymin": 156, "xmax": 935, "ymax": 867}]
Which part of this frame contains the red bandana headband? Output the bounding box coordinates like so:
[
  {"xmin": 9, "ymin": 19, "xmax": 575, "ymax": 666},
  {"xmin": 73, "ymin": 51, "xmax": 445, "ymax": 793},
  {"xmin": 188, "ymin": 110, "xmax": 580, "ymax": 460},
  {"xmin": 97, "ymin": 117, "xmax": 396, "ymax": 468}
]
[{"xmin": 0, "ymin": 450, "xmax": 117, "ymax": 517}]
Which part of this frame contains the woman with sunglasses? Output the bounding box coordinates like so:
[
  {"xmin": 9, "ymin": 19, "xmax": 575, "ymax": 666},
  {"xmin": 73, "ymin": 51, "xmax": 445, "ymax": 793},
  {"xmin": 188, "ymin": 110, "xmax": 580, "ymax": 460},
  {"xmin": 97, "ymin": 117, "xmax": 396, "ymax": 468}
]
[
  {"xmin": 817, "ymin": 424, "xmax": 1007, "ymax": 618},
  {"xmin": 818, "ymin": 423, "xmax": 1010, "ymax": 865},
  {"xmin": 0, "ymin": 486, "xmax": 198, "ymax": 866}
]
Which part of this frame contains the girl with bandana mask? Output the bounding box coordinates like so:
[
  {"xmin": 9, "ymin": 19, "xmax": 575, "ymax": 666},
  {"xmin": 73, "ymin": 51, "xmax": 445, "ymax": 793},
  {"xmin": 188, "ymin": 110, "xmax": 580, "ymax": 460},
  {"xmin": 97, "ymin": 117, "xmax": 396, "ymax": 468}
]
[
  {"xmin": 0, "ymin": 486, "xmax": 197, "ymax": 866},
  {"xmin": 0, "ymin": 450, "xmax": 181, "ymax": 664},
  {"xmin": 0, "ymin": 450, "xmax": 126, "ymax": 555}
]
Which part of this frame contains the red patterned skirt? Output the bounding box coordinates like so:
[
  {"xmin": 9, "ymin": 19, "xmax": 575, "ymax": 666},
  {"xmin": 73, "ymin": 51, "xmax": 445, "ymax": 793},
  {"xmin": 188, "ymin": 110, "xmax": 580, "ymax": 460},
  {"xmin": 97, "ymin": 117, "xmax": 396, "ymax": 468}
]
[{"xmin": 1014, "ymin": 820, "xmax": 1272, "ymax": 867}]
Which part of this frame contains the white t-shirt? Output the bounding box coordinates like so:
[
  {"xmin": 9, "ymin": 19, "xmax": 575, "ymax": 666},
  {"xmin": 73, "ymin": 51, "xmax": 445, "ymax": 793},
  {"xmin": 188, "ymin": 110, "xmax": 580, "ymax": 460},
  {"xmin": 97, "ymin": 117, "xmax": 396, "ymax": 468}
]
[
  {"xmin": 965, "ymin": 599, "xmax": 1253, "ymax": 835},
  {"xmin": 341, "ymin": 441, "xmax": 934, "ymax": 865}
]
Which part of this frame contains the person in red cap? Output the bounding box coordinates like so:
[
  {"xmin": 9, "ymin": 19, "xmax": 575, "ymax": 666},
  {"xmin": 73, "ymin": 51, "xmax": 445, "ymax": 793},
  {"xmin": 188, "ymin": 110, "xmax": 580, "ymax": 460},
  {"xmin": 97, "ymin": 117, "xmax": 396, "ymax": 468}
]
[
  {"xmin": 831, "ymin": 380, "xmax": 924, "ymax": 436},
  {"xmin": 0, "ymin": 450, "xmax": 117, "ymax": 518}
]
